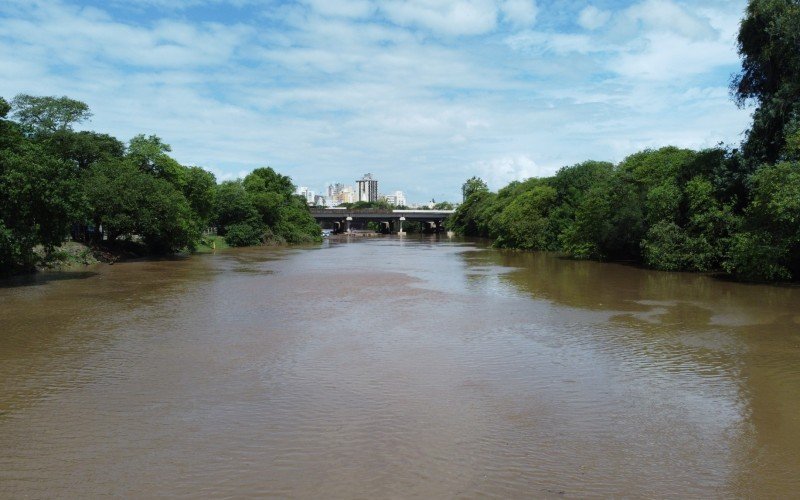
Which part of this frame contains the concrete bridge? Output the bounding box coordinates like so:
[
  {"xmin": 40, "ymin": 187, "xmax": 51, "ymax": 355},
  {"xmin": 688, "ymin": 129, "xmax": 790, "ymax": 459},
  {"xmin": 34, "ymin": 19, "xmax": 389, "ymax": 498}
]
[{"xmin": 309, "ymin": 208, "xmax": 455, "ymax": 234}]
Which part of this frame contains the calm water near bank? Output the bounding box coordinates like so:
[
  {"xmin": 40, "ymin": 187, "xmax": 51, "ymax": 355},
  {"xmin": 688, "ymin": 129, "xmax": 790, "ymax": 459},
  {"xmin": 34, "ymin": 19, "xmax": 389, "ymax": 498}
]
[{"xmin": 1, "ymin": 236, "xmax": 799, "ymax": 497}]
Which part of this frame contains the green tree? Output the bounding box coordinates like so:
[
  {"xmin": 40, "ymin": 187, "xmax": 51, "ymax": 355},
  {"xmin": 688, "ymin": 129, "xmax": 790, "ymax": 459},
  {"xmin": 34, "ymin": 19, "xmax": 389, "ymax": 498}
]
[
  {"xmin": 47, "ymin": 131, "xmax": 125, "ymax": 171},
  {"xmin": 11, "ymin": 94, "xmax": 92, "ymax": 135},
  {"xmin": 433, "ymin": 201, "xmax": 454, "ymax": 210},
  {"xmin": 732, "ymin": 0, "xmax": 800, "ymax": 164},
  {"xmin": 0, "ymin": 97, "xmax": 10, "ymax": 119},
  {"xmin": 214, "ymin": 181, "xmax": 262, "ymax": 237},
  {"xmin": 127, "ymin": 134, "xmax": 185, "ymax": 187},
  {"xmin": 462, "ymin": 176, "xmax": 488, "ymax": 201},
  {"xmin": 725, "ymin": 161, "xmax": 800, "ymax": 280},
  {"xmin": 0, "ymin": 142, "xmax": 83, "ymax": 272},
  {"xmin": 85, "ymin": 159, "xmax": 198, "ymax": 253},
  {"xmin": 491, "ymin": 183, "xmax": 557, "ymax": 250},
  {"xmin": 182, "ymin": 166, "xmax": 217, "ymax": 227}
]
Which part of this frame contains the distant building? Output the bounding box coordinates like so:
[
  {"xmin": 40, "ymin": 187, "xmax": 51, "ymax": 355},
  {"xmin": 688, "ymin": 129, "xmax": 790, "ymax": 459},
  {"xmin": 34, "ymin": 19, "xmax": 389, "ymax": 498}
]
[
  {"xmin": 339, "ymin": 186, "xmax": 355, "ymax": 204},
  {"xmin": 356, "ymin": 173, "xmax": 378, "ymax": 203},
  {"xmin": 325, "ymin": 183, "xmax": 355, "ymax": 205},
  {"xmin": 313, "ymin": 195, "xmax": 327, "ymax": 207},
  {"xmin": 383, "ymin": 190, "xmax": 406, "ymax": 207},
  {"xmin": 295, "ymin": 186, "xmax": 315, "ymax": 205}
]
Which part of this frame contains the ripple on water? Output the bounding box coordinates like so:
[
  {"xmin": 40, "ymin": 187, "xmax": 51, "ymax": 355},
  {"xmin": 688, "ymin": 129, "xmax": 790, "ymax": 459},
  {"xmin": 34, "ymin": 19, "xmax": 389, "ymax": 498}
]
[{"xmin": 2, "ymin": 239, "xmax": 800, "ymax": 497}]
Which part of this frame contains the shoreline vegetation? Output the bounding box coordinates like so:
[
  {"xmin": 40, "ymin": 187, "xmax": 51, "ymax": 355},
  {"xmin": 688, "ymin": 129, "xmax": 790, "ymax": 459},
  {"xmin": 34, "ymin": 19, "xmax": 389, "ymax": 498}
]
[
  {"xmin": 0, "ymin": 95, "xmax": 321, "ymax": 278},
  {"xmin": 449, "ymin": 1, "xmax": 800, "ymax": 284}
]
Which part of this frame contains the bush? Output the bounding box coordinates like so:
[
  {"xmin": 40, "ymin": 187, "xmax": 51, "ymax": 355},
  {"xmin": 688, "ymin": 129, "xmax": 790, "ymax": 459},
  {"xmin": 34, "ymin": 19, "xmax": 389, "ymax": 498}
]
[{"xmin": 224, "ymin": 221, "xmax": 265, "ymax": 247}]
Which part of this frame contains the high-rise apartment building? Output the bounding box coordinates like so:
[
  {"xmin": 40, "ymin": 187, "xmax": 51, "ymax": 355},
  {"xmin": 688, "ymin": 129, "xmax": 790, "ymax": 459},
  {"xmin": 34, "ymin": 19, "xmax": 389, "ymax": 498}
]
[{"xmin": 356, "ymin": 173, "xmax": 378, "ymax": 203}]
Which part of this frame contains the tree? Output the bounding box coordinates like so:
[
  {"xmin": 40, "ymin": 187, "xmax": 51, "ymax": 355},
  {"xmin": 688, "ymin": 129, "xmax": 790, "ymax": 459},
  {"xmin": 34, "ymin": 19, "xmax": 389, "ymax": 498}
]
[
  {"xmin": 0, "ymin": 142, "xmax": 83, "ymax": 272},
  {"xmin": 127, "ymin": 134, "xmax": 185, "ymax": 186},
  {"xmin": 0, "ymin": 97, "xmax": 10, "ymax": 119},
  {"xmin": 491, "ymin": 183, "xmax": 557, "ymax": 250},
  {"xmin": 732, "ymin": 0, "xmax": 800, "ymax": 164},
  {"xmin": 462, "ymin": 176, "xmax": 488, "ymax": 201},
  {"xmin": 45, "ymin": 130, "xmax": 125, "ymax": 171},
  {"xmin": 85, "ymin": 159, "xmax": 198, "ymax": 253},
  {"xmin": 433, "ymin": 201, "xmax": 454, "ymax": 210},
  {"xmin": 214, "ymin": 180, "xmax": 262, "ymax": 237},
  {"xmin": 11, "ymin": 94, "xmax": 92, "ymax": 135},
  {"xmin": 725, "ymin": 161, "xmax": 800, "ymax": 280},
  {"xmin": 182, "ymin": 166, "xmax": 217, "ymax": 227}
]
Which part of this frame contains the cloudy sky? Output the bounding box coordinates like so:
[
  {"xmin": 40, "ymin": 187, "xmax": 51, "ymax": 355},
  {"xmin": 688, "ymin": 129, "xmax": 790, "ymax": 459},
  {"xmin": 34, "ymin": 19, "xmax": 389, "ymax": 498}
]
[{"xmin": 1, "ymin": 0, "xmax": 751, "ymax": 202}]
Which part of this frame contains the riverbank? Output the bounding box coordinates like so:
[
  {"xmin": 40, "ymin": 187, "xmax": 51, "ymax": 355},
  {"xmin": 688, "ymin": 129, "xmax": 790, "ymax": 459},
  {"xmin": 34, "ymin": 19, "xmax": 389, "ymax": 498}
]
[{"xmin": 33, "ymin": 235, "xmax": 230, "ymax": 273}]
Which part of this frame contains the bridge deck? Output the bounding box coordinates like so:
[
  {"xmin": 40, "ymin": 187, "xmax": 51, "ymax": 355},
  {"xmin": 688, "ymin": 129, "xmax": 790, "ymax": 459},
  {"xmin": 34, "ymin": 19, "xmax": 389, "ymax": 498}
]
[{"xmin": 309, "ymin": 208, "xmax": 455, "ymax": 220}]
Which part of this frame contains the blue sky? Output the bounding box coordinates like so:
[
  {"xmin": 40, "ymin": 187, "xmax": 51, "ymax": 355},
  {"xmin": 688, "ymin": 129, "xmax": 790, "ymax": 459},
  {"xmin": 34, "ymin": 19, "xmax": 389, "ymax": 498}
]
[{"xmin": 1, "ymin": 0, "xmax": 750, "ymax": 203}]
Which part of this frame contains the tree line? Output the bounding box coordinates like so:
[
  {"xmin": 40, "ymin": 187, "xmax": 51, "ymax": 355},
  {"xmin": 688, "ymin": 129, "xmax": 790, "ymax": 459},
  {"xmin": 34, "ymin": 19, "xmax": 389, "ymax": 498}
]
[
  {"xmin": 449, "ymin": 0, "xmax": 800, "ymax": 282},
  {"xmin": 0, "ymin": 95, "xmax": 320, "ymax": 276}
]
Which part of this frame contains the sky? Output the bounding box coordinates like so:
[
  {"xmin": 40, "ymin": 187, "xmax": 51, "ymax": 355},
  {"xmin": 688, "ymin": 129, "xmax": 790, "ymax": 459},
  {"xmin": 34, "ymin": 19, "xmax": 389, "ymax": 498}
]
[{"xmin": 0, "ymin": 0, "xmax": 751, "ymax": 203}]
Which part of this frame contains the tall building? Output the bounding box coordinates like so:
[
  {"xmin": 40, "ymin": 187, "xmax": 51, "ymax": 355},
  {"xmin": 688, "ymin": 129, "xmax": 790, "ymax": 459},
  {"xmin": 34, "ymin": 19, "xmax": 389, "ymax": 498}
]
[
  {"xmin": 356, "ymin": 173, "xmax": 378, "ymax": 203},
  {"xmin": 327, "ymin": 182, "xmax": 345, "ymax": 199},
  {"xmin": 339, "ymin": 186, "xmax": 355, "ymax": 204},
  {"xmin": 295, "ymin": 186, "xmax": 315, "ymax": 205},
  {"xmin": 383, "ymin": 190, "xmax": 406, "ymax": 207}
]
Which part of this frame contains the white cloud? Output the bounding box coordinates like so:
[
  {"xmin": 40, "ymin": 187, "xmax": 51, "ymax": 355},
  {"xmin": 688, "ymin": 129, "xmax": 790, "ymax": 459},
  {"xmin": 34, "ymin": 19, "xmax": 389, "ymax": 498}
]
[
  {"xmin": 611, "ymin": 31, "xmax": 737, "ymax": 80},
  {"xmin": 0, "ymin": 0, "xmax": 752, "ymax": 202},
  {"xmin": 476, "ymin": 155, "xmax": 549, "ymax": 189},
  {"xmin": 379, "ymin": 0, "xmax": 499, "ymax": 36},
  {"xmin": 300, "ymin": 0, "xmax": 375, "ymax": 18},
  {"xmin": 623, "ymin": 0, "xmax": 717, "ymax": 41},
  {"xmin": 578, "ymin": 5, "xmax": 611, "ymax": 30},
  {"xmin": 500, "ymin": 0, "xmax": 538, "ymax": 28}
]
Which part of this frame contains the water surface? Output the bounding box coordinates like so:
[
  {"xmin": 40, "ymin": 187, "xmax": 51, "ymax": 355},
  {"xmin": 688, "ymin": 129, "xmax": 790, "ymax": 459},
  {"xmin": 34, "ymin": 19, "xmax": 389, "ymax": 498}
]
[{"xmin": 2, "ymin": 237, "xmax": 799, "ymax": 497}]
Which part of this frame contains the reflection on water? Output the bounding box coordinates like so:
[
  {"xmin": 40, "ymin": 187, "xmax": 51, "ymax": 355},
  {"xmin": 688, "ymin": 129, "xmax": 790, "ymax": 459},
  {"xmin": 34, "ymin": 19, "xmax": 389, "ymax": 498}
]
[{"xmin": 1, "ymin": 237, "xmax": 799, "ymax": 497}]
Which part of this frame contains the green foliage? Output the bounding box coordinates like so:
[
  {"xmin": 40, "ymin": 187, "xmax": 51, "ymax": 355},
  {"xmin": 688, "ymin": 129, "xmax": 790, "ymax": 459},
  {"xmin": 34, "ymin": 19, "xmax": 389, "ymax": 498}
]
[
  {"xmin": 183, "ymin": 166, "xmax": 217, "ymax": 227},
  {"xmin": 214, "ymin": 181, "xmax": 262, "ymax": 237},
  {"xmin": 127, "ymin": 134, "xmax": 185, "ymax": 187},
  {"xmin": 462, "ymin": 176, "xmax": 488, "ymax": 201},
  {"xmin": 10, "ymin": 94, "xmax": 92, "ymax": 134},
  {"xmin": 733, "ymin": 0, "xmax": 800, "ymax": 164},
  {"xmin": 47, "ymin": 130, "xmax": 125, "ymax": 171},
  {"xmin": 0, "ymin": 142, "xmax": 83, "ymax": 273},
  {"xmin": 0, "ymin": 97, "xmax": 10, "ymax": 119},
  {"xmin": 491, "ymin": 183, "xmax": 556, "ymax": 250},
  {"xmin": 451, "ymin": 140, "xmax": 799, "ymax": 283},
  {"xmin": 213, "ymin": 168, "xmax": 321, "ymax": 247},
  {"xmin": 224, "ymin": 222, "xmax": 265, "ymax": 247},
  {"xmin": 275, "ymin": 196, "xmax": 323, "ymax": 244},
  {"xmin": 85, "ymin": 159, "xmax": 199, "ymax": 253},
  {"xmin": 558, "ymin": 180, "xmax": 614, "ymax": 260},
  {"xmin": 0, "ymin": 92, "xmax": 320, "ymax": 275},
  {"xmin": 725, "ymin": 161, "xmax": 800, "ymax": 280},
  {"xmin": 447, "ymin": 190, "xmax": 498, "ymax": 237}
]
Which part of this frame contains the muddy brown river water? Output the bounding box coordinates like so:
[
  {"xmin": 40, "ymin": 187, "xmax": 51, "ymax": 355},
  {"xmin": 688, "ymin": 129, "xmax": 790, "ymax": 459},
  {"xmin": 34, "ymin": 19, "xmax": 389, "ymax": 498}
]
[{"xmin": 1, "ymin": 236, "xmax": 800, "ymax": 498}]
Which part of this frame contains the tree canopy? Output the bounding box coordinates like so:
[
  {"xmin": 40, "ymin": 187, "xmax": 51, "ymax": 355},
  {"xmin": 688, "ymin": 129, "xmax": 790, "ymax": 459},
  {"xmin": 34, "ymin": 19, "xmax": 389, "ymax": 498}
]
[
  {"xmin": 11, "ymin": 94, "xmax": 92, "ymax": 135},
  {"xmin": 0, "ymin": 94, "xmax": 321, "ymax": 275},
  {"xmin": 733, "ymin": 0, "xmax": 800, "ymax": 164}
]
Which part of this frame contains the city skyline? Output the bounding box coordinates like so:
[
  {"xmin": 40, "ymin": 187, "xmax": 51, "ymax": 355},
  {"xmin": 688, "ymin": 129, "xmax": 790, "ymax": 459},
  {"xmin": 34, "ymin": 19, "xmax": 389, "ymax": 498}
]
[{"xmin": 297, "ymin": 172, "xmax": 417, "ymax": 207}]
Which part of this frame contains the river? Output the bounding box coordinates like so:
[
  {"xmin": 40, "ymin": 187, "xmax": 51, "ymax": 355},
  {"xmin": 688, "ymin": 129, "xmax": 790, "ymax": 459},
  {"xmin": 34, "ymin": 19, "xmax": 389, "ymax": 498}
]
[{"xmin": 1, "ymin": 236, "xmax": 799, "ymax": 497}]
